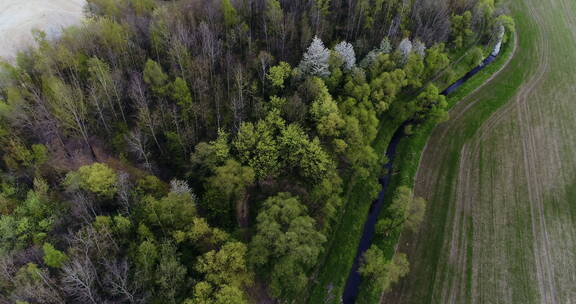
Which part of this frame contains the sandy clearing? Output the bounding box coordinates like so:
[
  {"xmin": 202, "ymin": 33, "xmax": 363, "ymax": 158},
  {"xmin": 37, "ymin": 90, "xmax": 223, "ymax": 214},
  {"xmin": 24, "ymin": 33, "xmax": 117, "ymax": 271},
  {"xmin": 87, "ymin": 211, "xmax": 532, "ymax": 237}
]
[{"xmin": 0, "ymin": 0, "xmax": 85, "ymax": 60}]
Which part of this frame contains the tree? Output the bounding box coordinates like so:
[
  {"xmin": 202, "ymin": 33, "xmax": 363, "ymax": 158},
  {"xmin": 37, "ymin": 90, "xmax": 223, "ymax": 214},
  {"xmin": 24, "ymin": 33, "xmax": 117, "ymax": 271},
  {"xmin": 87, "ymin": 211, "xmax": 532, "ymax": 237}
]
[
  {"xmin": 298, "ymin": 36, "xmax": 330, "ymax": 77},
  {"xmin": 334, "ymin": 41, "xmax": 356, "ymax": 71},
  {"xmin": 309, "ymin": 77, "xmax": 345, "ymax": 137},
  {"xmin": 203, "ymin": 160, "xmax": 255, "ymax": 227},
  {"xmin": 43, "ymin": 77, "xmax": 92, "ymax": 152},
  {"xmin": 249, "ymin": 192, "xmax": 326, "ymax": 300},
  {"xmin": 267, "ymin": 61, "xmax": 292, "ymax": 89},
  {"xmin": 144, "ymin": 189, "xmax": 197, "ymax": 232},
  {"xmin": 424, "ymin": 43, "xmax": 450, "ymax": 79},
  {"xmin": 42, "ymin": 243, "xmax": 69, "ymax": 268},
  {"xmin": 404, "ymin": 53, "xmax": 425, "ymax": 88},
  {"xmin": 155, "ymin": 242, "xmax": 187, "ymax": 303},
  {"xmin": 467, "ymin": 47, "xmax": 484, "ymax": 69},
  {"xmin": 195, "ymin": 241, "xmax": 252, "ymax": 288},
  {"xmin": 451, "ymin": 11, "xmax": 473, "ymax": 49},
  {"xmin": 143, "ymin": 59, "xmax": 169, "ymax": 97},
  {"xmin": 233, "ymin": 121, "xmax": 280, "ymax": 180},
  {"xmin": 221, "ymin": 0, "xmax": 238, "ymax": 28},
  {"xmin": 381, "ymin": 186, "xmax": 427, "ymax": 234},
  {"xmin": 65, "ymin": 163, "xmax": 118, "ymax": 198},
  {"xmin": 398, "ymin": 38, "xmax": 413, "ymax": 63},
  {"xmin": 413, "ymin": 40, "xmax": 426, "ymax": 58},
  {"xmin": 414, "ymin": 85, "xmax": 448, "ymax": 122},
  {"xmin": 358, "ymin": 246, "xmax": 409, "ymax": 291}
]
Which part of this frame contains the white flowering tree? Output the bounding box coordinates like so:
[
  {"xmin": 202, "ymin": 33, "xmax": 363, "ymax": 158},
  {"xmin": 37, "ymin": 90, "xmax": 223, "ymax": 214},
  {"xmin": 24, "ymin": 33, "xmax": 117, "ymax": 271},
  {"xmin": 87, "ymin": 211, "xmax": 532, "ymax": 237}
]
[
  {"xmin": 413, "ymin": 40, "xmax": 427, "ymax": 58},
  {"xmin": 379, "ymin": 37, "xmax": 392, "ymax": 54},
  {"xmin": 398, "ymin": 38, "xmax": 413, "ymax": 63},
  {"xmin": 334, "ymin": 41, "xmax": 356, "ymax": 71},
  {"xmin": 298, "ymin": 36, "xmax": 331, "ymax": 77},
  {"xmin": 359, "ymin": 36, "xmax": 392, "ymax": 68}
]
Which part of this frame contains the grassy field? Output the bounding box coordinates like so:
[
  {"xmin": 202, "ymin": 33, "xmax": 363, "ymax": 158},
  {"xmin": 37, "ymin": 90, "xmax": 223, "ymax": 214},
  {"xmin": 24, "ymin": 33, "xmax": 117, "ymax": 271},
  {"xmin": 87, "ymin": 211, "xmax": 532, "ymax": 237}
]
[{"xmin": 384, "ymin": 0, "xmax": 576, "ymax": 303}]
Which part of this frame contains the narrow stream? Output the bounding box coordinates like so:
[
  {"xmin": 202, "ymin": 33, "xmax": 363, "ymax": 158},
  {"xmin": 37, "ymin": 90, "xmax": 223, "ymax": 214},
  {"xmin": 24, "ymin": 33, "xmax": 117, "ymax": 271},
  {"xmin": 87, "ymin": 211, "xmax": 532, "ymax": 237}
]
[{"xmin": 341, "ymin": 45, "xmax": 502, "ymax": 303}]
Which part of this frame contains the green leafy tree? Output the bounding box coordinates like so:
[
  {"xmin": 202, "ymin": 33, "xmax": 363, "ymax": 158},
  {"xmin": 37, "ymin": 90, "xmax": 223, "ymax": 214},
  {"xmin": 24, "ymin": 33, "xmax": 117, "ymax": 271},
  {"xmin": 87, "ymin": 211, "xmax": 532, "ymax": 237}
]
[
  {"xmin": 195, "ymin": 241, "xmax": 252, "ymax": 288},
  {"xmin": 424, "ymin": 43, "xmax": 450, "ymax": 79},
  {"xmin": 451, "ymin": 11, "xmax": 474, "ymax": 49},
  {"xmin": 144, "ymin": 189, "xmax": 197, "ymax": 232},
  {"xmin": 358, "ymin": 246, "xmax": 409, "ymax": 291},
  {"xmin": 65, "ymin": 163, "xmax": 118, "ymax": 198},
  {"xmin": 309, "ymin": 77, "xmax": 344, "ymax": 137},
  {"xmin": 42, "ymin": 242, "xmax": 68, "ymax": 268},
  {"xmin": 221, "ymin": 0, "xmax": 238, "ymax": 28},
  {"xmin": 413, "ymin": 85, "xmax": 448, "ymax": 123},
  {"xmin": 249, "ymin": 192, "xmax": 326, "ymax": 300},
  {"xmin": 403, "ymin": 53, "xmax": 425, "ymax": 88},
  {"xmin": 203, "ymin": 160, "xmax": 255, "ymax": 227},
  {"xmin": 380, "ymin": 186, "xmax": 427, "ymax": 234},
  {"xmin": 234, "ymin": 121, "xmax": 280, "ymax": 180},
  {"xmin": 143, "ymin": 59, "xmax": 169, "ymax": 97},
  {"xmin": 267, "ymin": 61, "xmax": 292, "ymax": 89}
]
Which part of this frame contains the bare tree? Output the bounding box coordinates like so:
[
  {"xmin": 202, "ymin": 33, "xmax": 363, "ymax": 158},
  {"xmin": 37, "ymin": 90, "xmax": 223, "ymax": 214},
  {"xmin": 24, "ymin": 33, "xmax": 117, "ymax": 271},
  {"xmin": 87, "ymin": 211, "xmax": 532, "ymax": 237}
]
[
  {"xmin": 61, "ymin": 256, "xmax": 99, "ymax": 304},
  {"xmin": 126, "ymin": 129, "xmax": 152, "ymax": 171}
]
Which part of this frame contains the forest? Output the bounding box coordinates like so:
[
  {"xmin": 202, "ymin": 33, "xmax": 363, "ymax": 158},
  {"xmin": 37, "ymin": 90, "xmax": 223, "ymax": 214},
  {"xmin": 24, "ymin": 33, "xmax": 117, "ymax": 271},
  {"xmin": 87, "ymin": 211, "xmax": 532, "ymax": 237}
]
[{"xmin": 0, "ymin": 0, "xmax": 512, "ymax": 303}]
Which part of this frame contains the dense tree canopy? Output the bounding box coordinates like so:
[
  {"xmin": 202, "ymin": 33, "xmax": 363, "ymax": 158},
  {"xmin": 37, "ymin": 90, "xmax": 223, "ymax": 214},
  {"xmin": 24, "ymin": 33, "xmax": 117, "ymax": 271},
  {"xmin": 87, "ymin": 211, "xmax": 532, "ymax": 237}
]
[{"xmin": 0, "ymin": 0, "xmax": 512, "ymax": 302}]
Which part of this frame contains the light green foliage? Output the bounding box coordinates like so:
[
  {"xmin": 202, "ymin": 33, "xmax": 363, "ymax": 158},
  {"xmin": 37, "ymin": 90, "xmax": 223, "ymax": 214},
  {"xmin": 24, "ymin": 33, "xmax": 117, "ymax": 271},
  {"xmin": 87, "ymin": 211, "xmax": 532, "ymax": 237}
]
[
  {"xmin": 2, "ymin": 139, "xmax": 48, "ymax": 171},
  {"xmin": 92, "ymin": 17, "xmax": 130, "ymax": 53},
  {"xmin": 265, "ymin": 0, "xmax": 284, "ymax": 38},
  {"xmin": 279, "ymin": 124, "xmax": 332, "ymax": 181},
  {"xmin": 234, "ymin": 121, "xmax": 280, "ymax": 179},
  {"xmin": 301, "ymin": 137, "xmax": 332, "ymax": 180},
  {"xmin": 369, "ymin": 67, "xmax": 408, "ymax": 111},
  {"xmin": 451, "ymin": 11, "xmax": 474, "ymax": 49},
  {"xmin": 403, "ymin": 53, "xmax": 425, "ymax": 88},
  {"xmin": 188, "ymin": 282, "xmax": 248, "ymax": 304},
  {"xmin": 495, "ymin": 15, "xmax": 515, "ymax": 42},
  {"xmin": 309, "ymin": 77, "xmax": 345, "ymax": 137},
  {"xmin": 172, "ymin": 77, "xmax": 193, "ymax": 110},
  {"xmin": 150, "ymin": 7, "xmax": 170, "ymax": 55},
  {"xmin": 136, "ymin": 239, "xmax": 159, "ymax": 278},
  {"xmin": 137, "ymin": 175, "xmax": 168, "ymax": 198},
  {"xmin": 267, "ymin": 62, "xmax": 292, "ymax": 89},
  {"xmin": 221, "ymin": 0, "xmax": 238, "ymax": 27},
  {"xmin": 212, "ymin": 129, "xmax": 231, "ymax": 163},
  {"xmin": 476, "ymin": 0, "xmax": 495, "ymax": 21},
  {"xmin": 43, "ymin": 76, "xmax": 89, "ymax": 140},
  {"xmin": 178, "ymin": 217, "xmax": 229, "ymax": 250},
  {"xmin": 191, "ymin": 130, "xmax": 231, "ymax": 181},
  {"xmin": 144, "ymin": 191, "xmax": 197, "ymax": 231},
  {"xmin": 310, "ymin": 169, "xmax": 344, "ymax": 221},
  {"xmin": 0, "ymin": 185, "xmax": 56, "ymax": 253},
  {"xmin": 467, "ymin": 46, "xmax": 485, "ymax": 69},
  {"xmin": 86, "ymin": 0, "xmax": 122, "ymax": 17},
  {"xmin": 42, "ymin": 243, "xmax": 68, "ymax": 268},
  {"xmin": 143, "ymin": 59, "xmax": 169, "ymax": 96},
  {"xmin": 65, "ymin": 163, "xmax": 118, "ymax": 198},
  {"xmin": 195, "ymin": 241, "xmax": 252, "ymax": 288},
  {"xmin": 359, "ymin": 246, "xmax": 409, "ymax": 291},
  {"xmin": 424, "ymin": 43, "xmax": 450, "ymax": 79},
  {"xmin": 413, "ymin": 85, "xmax": 449, "ymax": 123},
  {"xmin": 386, "ymin": 186, "xmax": 427, "ymax": 232},
  {"xmin": 250, "ymin": 192, "xmax": 326, "ymax": 300},
  {"xmin": 129, "ymin": 0, "xmax": 156, "ymax": 15}
]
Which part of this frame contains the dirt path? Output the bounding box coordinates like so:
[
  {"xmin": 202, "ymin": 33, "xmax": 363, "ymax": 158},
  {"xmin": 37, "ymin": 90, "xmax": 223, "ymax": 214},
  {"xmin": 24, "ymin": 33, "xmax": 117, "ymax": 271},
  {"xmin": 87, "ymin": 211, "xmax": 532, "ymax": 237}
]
[
  {"xmin": 383, "ymin": 0, "xmax": 576, "ymax": 302},
  {"xmin": 0, "ymin": 0, "xmax": 85, "ymax": 60}
]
